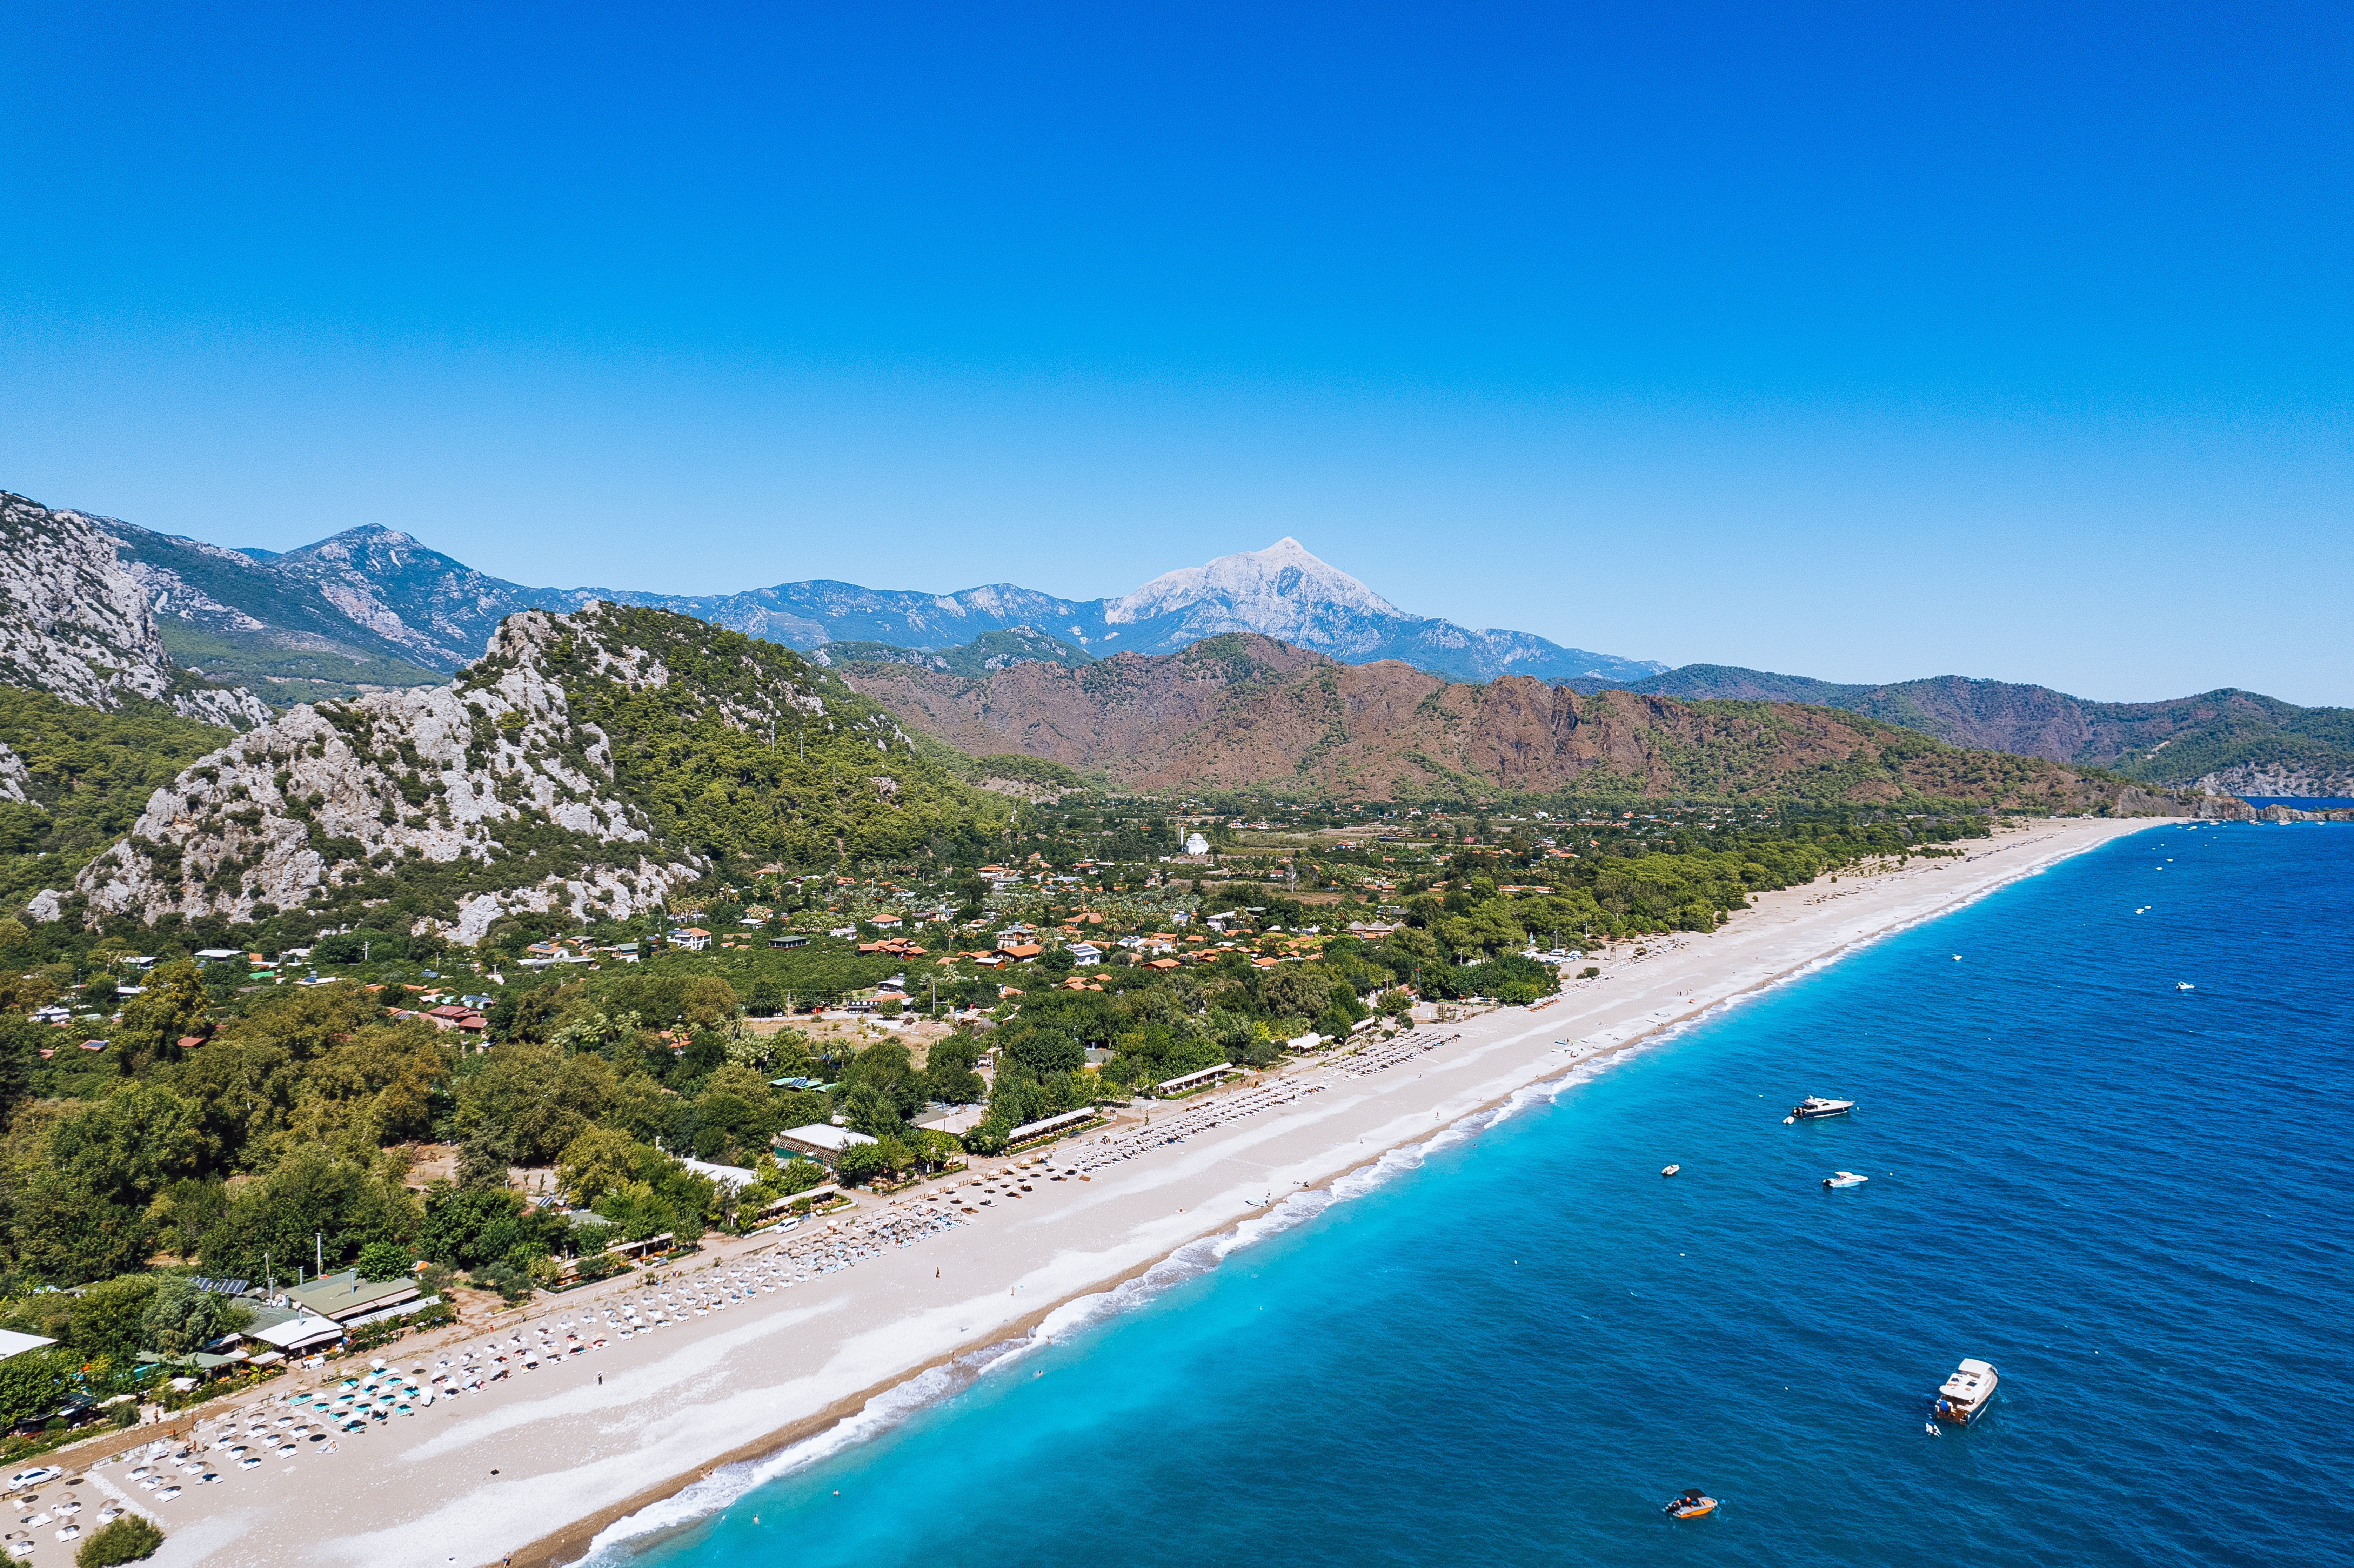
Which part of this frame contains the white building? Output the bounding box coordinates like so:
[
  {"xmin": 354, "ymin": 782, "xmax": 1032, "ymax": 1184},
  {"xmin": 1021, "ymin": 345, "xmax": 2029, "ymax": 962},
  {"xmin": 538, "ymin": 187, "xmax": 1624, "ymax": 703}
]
[
  {"xmin": 1068, "ymin": 942, "xmax": 1102, "ymax": 967},
  {"xmin": 680, "ymin": 1155, "xmax": 760, "ymax": 1187},
  {"xmin": 775, "ymin": 1124, "xmax": 880, "ymax": 1166},
  {"xmin": 0, "ymin": 1329, "xmax": 57, "ymax": 1363}
]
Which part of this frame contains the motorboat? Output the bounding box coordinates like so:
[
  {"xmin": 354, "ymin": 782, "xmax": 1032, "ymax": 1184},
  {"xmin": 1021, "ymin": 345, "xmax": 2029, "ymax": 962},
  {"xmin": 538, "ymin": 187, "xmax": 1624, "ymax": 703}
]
[
  {"xmin": 2176, "ymin": 981, "xmax": 2195, "ymax": 991},
  {"xmin": 1822, "ymin": 1171, "xmax": 1868, "ymax": 1188},
  {"xmin": 1662, "ymin": 1489, "xmax": 1718, "ymax": 1519},
  {"xmin": 1932, "ymin": 1358, "xmax": 1999, "ymax": 1424},
  {"xmin": 1660, "ymin": 1164, "xmax": 1680, "ymax": 1177},
  {"xmin": 1786, "ymin": 1096, "xmax": 1854, "ymax": 1123}
]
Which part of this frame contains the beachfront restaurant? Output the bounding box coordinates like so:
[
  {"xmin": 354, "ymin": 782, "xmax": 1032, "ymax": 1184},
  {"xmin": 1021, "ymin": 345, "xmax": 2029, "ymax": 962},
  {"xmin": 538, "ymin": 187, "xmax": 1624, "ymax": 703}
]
[
  {"xmin": 245, "ymin": 1312, "xmax": 345, "ymax": 1358},
  {"xmin": 741, "ymin": 1183, "xmax": 843, "ymax": 1227},
  {"xmin": 1004, "ymin": 1107, "xmax": 1104, "ymax": 1148},
  {"xmin": 775, "ymin": 1123, "xmax": 879, "ymax": 1168},
  {"xmin": 286, "ymin": 1269, "xmax": 423, "ymax": 1324},
  {"xmin": 1155, "ymin": 1062, "xmax": 1237, "ymax": 1098}
]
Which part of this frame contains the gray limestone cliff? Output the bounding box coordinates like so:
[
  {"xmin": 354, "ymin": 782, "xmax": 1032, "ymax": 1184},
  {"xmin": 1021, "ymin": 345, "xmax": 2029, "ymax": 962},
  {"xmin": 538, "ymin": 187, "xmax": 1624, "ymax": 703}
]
[
  {"xmin": 72, "ymin": 609, "xmax": 711, "ymax": 943},
  {"xmin": 1, "ymin": 492, "xmax": 273, "ymax": 728}
]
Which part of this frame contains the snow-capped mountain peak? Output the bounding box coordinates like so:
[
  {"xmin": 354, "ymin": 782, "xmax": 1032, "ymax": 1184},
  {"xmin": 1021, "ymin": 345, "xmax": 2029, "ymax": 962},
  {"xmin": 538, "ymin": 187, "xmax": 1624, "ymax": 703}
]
[{"xmin": 1105, "ymin": 537, "xmax": 1400, "ymax": 635}]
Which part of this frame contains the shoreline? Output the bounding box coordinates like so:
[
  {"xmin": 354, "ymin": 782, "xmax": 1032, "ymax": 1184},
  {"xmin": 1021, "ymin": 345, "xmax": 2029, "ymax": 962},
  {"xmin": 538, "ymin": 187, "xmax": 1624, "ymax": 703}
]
[
  {"xmin": 530, "ymin": 814, "xmax": 2169, "ymax": 1567},
  {"xmin": 116, "ymin": 816, "xmax": 2168, "ymax": 1568}
]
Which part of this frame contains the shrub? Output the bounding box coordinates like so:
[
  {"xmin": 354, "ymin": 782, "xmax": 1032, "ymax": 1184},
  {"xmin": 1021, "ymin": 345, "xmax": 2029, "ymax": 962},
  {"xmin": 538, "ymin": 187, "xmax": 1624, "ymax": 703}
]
[
  {"xmin": 469, "ymin": 1259, "xmax": 536, "ymax": 1303},
  {"xmin": 354, "ymin": 1241, "xmax": 416, "ymax": 1282},
  {"xmin": 569, "ymin": 1253, "xmax": 633, "ymax": 1286},
  {"xmin": 78, "ymin": 1516, "xmax": 164, "ymax": 1567}
]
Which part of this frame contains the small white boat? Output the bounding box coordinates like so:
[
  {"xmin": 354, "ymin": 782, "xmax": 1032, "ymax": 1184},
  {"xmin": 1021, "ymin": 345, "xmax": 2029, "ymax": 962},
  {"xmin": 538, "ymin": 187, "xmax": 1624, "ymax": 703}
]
[
  {"xmin": 2176, "ymin": 981, "xmax": 2195, "ymax": 991},
  {"xmin": 1822, "ymin": 1171, "xmax": 1868, "ymax": 1188},
  {"xmin": 1932, "ymin": 1358, "xmax": 1999, "ymax": 1423},
  {"xmin": 1786, "ymin": 1096, "xmax": 1855, "ymax": 1123},
  {"xmin": 1661, "ymin": 1164, "xmax": 1680, "ymax": 1177}
]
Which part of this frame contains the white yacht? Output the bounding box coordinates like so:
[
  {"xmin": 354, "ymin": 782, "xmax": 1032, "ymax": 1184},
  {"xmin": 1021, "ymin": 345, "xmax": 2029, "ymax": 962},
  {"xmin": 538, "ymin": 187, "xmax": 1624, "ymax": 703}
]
[
  {"xmin": 1786, "ymin": 1096, "xmax": 1855, "ymax": 1123},
  {"xmin": 1821, "ymin": 1170, "xmax": 1868, "ymax": 1188},
  {"xmin": 1932, "ymin": 1358, "xmax": 1999, "ymax": 1424}
]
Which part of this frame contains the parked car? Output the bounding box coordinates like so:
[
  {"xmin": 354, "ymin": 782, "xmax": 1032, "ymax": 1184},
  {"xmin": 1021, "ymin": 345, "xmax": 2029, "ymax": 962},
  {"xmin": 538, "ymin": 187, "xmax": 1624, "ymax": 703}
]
[{"xmin": 6, "ymin": 1465, "xmax": 61, "ymax": 1487}]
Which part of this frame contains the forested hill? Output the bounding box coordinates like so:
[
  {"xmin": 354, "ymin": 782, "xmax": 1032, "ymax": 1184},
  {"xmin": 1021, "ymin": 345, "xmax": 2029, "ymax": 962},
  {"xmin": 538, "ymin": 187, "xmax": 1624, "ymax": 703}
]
[
  {"xmin": 823, "ymin": 625, "xmax": 1097, "ymax": 676},
  {"xmin": 844, "ymin": 634, "xmax": 2219, "ymax": 812},
  {"xmin": 51, "ymin": 603, "xmax": 1012, "ymax": 946},
  {"xmin": 1603, "ymin": 665, "xmax": 2354, "ymax": 797}
]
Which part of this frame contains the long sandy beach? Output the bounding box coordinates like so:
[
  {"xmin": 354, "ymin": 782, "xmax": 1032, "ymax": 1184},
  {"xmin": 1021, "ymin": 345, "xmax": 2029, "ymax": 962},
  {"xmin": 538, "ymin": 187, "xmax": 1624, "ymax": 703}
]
[{"xmin": 67, "ymin": 816, "xmax": 2165, "ymax": 1568}]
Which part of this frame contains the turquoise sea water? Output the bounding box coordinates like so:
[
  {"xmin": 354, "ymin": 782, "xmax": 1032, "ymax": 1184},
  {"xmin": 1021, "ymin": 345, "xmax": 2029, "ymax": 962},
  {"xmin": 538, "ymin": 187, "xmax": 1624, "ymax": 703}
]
[{"xmin": 615, "ymin": 825, "xmax": 2350, "ymax": 1567}]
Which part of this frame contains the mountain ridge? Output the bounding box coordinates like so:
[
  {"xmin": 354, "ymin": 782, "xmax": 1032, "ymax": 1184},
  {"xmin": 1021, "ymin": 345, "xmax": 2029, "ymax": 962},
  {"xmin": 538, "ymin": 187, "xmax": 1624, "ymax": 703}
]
[
  {"xmin": 47, "ymin": 493, "xmax": 1666, "ymax": 692},
  {"xmin": 842, "ymin": 632, "xmax": 2227, "ymax": 814},
  {"xmin": 21, "ymin": 489, "xmax": 2344, "ymax": 794},
  {"xmin": 1590, "ymin": 665, "xmax": 2354, "ymax": 796}
]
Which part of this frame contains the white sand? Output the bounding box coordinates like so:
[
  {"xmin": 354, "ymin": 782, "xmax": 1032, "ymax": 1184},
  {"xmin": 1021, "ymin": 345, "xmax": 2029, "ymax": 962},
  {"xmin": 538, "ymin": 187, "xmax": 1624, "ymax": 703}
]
[{"xmin": 86, "ymin": 816, "xmax": 2162, "ymax": 1568}]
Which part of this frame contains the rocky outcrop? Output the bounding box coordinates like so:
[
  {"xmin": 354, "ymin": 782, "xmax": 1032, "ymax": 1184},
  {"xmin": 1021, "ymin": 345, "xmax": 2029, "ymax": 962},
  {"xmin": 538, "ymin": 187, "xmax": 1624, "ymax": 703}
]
[
  {"xmin": 2114, "ymin": 786, "xmax": 2252, "ymax": 820},
  {"xmin": 2194, "ymin": 761, "xmax": 2354, "ymax": 800},
  {"xmin": 0, "ymin": 493, "xmax": 273, "ymax": 728},
  {"xmin": 71, "ymin": 608, "xmax": 714, "ymax": 939},
  {"xmin": 0, "ymin": 741, "xmax": 33, "ymax": 805},
  {"xmin": 2254, "ymin": 803, "xmax": 2354, "ymax": 823}
]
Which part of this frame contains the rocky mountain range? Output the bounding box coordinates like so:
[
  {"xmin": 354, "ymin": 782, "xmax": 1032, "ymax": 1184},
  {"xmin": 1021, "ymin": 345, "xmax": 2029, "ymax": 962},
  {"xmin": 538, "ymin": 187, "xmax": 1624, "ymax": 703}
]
[
  {"xmin": 1588, "ymin": 666, "xmax": 2354, "ymax": 797},
  {"xmin": 67, "ymin": 495, "xmax": 1665, "ymax": 697},
  {"xmin": 0, "ymin": 494, "xmax": 274, "ymax": 730},
  {"xmin": 13, "ymin": 486, "xmax": 2345, "ymax": 798},
  {"xmin": 603, "ymin": 537, "xmax": 1667, "ymax": 685},
  {"xmin": 843, "ymin": 633, "xmax": 2214, "ymax": 813}
]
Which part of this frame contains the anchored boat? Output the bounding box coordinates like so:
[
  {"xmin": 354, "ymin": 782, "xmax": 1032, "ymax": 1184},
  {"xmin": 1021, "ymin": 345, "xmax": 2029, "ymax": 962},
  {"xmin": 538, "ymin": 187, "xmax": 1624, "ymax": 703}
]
[
  {"xmin": 1932, "ymin": 1358, "xmax": 1999, "ymax": 1424},
  {"xmin": 1662, "ymin": 1489, "xmax": 1718, "ymax": 1519},
  {"xmin": 1821, "ymin": 1170, "xmax": 1868, "ymax": 1188},
  {"xmin": 1786, "ymin": 1096, "xmax": 1855, "ymax": 1123}
]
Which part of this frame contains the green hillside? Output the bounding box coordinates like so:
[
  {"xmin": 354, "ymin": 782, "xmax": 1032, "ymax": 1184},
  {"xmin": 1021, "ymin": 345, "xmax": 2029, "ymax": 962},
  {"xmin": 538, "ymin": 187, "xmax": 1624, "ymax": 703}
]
[
  {"xmin": 515, "ymin": 604, "xmax": 1017, "ymax": 871},
  {"xmin": 0, "ymin": 689, "xmax": 233, "ymax": 908},
  {"xmin": 1613, "ymin": 666, "xmax": 2353, "ymax": 790},
  {"xmin": 155, "ymin": 621, "xmax": 447, "ymax": 706},
  {"xmin": 827, "ymin": 625, "xmax": 1096, "ymax": 677}
]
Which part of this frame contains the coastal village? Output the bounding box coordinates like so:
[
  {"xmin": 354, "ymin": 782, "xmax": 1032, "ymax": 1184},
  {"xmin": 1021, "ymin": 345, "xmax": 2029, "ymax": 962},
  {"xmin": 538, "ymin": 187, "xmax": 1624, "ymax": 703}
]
[
  {"xmin": 0, "ymin": 14, "xmax": 2333, "ymax": 1557},
  {"xmin": 0, "ymin": 515, "xmax": 2242, "ymax": 1568},
  {"xmin": 0, "ymin": 814, "xmax": 2162, "ymax": 1568}
]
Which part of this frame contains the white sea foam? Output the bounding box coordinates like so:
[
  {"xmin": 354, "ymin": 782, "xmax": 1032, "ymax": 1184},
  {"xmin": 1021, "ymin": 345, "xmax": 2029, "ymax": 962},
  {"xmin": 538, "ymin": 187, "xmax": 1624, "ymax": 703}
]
[{"xmin": 580, "ymin": 1335, "xmax": 1030, "ymax": 1561}]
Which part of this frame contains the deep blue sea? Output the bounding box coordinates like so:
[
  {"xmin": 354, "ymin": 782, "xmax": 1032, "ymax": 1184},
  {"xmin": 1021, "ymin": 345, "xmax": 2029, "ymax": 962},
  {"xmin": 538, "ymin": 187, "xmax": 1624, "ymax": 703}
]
[{"xmin": 615, "ymin": 824, "xmax": 2351, "ymax": 1567}]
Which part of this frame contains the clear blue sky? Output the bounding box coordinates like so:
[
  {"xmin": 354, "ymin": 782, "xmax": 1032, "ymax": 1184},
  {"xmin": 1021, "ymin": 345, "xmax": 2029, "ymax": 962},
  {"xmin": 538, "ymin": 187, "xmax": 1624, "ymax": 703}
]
[{"xmin": 3, "ymin": 2, "xmax": 2347, "ymax": 704}]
